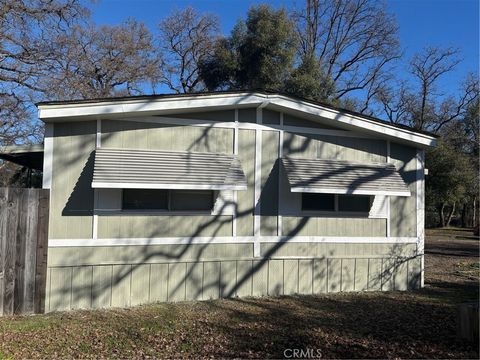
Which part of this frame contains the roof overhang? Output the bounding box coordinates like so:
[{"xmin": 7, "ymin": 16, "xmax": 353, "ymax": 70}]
[
  {"xmin": 38, "ymin": 92, "xmax": 437, "ymax": 148},
  {"xmin": 0, "ymin": 144, "xmax": 44, "ymax": 170}
]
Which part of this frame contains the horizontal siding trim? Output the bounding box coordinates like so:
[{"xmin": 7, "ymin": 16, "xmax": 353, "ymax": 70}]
[
  {"xmin": 49, "ymin": 236, "xmax": 419, "ymax": 247},
  {"xmin": 112, "ymin": 115, "xmax": 373, "ymax": 138},
  {"xmin": 47, "ymin": 255, "xmax": 417, "ymax": 268}
]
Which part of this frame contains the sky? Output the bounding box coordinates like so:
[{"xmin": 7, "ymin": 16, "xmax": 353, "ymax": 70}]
[{"xmin": 89, "ymin": 0, "xmax": 479, "ymax": 96}]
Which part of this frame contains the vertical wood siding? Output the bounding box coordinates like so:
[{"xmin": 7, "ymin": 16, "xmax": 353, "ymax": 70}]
[
  {"xmin": 45, "ymin": 252, "xmax": 421, "ymax": 312},
  {"xmin": 45, "ymin": 242, "xmax": 420, "ymax": 311}
]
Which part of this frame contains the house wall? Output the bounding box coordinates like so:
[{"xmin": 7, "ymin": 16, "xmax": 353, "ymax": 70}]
[
  {"xmin": 45, "ymin": 242, "xmax": 420, "ymax": 311},
  {"xmin": 49, "ymin": 121, "xmax": 95, "ymax": 239},
  {"xmin": 45, "ymin": 107, "xmax": 423, "ymax": 311}
]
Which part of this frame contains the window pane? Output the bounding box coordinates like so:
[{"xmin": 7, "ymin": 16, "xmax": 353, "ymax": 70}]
[
  {"xmin": 302, "ymin": 193, "xmax": 335, "ymax": 211},
  {"xmin": 170, "ymin": 190, "xmax": 213, "ymax": 211},
  {"xmin": 338, "ymin": 195, "xmax": 371, "ymax": 212},
  {"xmin": 122, "ymin": 189, "xmax": 168, "ymax": 210}
]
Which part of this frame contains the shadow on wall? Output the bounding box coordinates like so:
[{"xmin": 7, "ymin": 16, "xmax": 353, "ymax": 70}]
[
  {"xmin": 50, "ymin": 109, "xmax": 421, "ymax": 310},
  {"xmin": 62, "ymin": 151, "xmax": 94, "ymax": 216}
]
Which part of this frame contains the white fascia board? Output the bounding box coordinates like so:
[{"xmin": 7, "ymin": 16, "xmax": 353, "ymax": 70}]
[
  {"xmin": 38, "ymin": 91, "xmax": 436, "ymax": 147},
  {"xmin": 266, "ymin": 94, "xmax": 436, "ymax": 147},
  {"xmin": 290, "ymin": 187, "xmax": 411, "ymax": 197},
  {"xmin": 38, "ymin": 92, "xmax": 262, "ymax": 119},
  {"xmin": 91, "ymin": 182, "xmax": 248, "ymax": 191}
]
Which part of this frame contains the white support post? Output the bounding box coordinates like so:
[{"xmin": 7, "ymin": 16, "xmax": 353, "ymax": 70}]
[
  {"xmin": 253, "ymin": 105, "xmax": 266, "ymax": 257},
  {"xmin": 386, "ymin": 140, "xmax": 391, "ymax": 237},
  {"xmin": 42, "ymin": 123, "xmax": 54, "ymax": 189},
  {"xmin": 416, "ymin": 149, "xmax": 425, "ymax": 287},
  {"xmin": 233, "ymin": 109, "xmax": 239, "ymax": 239},
  {"xmin": 93, "ymin": 119, "xmax": 101, "ymax": 240},
  {"xmin": 278, "ymin": 112, "xmax": 284, "ymax": 237}
]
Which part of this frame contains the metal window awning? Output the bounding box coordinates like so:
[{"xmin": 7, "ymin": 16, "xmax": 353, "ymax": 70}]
[
  {"xmin": 281, "ymin": 157, "xmax": 411, "ymax": 197},
  {"xmin": 92, "ymin": 148, "xmax": 248, "ymax": 191}
]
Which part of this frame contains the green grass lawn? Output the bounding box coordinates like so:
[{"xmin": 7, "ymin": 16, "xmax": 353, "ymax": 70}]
[{"xmin": 1, "ymin": 228, "xmax": 478, "ymax": 359}]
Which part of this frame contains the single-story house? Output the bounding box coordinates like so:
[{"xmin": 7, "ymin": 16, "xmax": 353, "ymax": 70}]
[{"xmin": 33, "ymin": 91, "xmax": 436, "ymax": 311}]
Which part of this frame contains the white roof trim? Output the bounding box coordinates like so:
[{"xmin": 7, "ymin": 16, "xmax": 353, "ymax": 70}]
[{"xmin": 38, "ymin": 92, "xmax": 436, "ymax": 147}]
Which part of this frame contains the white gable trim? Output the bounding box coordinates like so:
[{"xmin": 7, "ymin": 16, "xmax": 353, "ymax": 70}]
[{"xmin": 38, "ymin": 92, "xmax": 436, "ymax": 147}]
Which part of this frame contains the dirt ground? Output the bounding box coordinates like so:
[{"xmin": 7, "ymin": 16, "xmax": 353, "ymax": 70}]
[{"xmin": 0, "ymin": 228, "xmax": 478, "ymax": 359}]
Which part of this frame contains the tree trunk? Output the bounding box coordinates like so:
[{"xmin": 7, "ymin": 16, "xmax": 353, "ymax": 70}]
[
  {"xmin": 473, "ymin": 197, "xmax": 477, "ymax": 227},
  {"xmin": 439, "ymin": 203, "xmax": 446, "ymax": 227},
  {"xmin": 461, "ymin": 202, "xmax": 468, "ymax": 228},
  {"xmin": 446, "ymin": 202, "xmax": 456, "ymax": 227}
]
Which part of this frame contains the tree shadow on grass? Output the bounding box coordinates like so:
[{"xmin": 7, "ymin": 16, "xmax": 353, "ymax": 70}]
[{"xmin": 197, "ymin": 285, "xmax": 479, "ymax": 359}]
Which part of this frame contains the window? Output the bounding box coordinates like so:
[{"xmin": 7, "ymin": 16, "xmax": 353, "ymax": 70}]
[
  {"xmin": 123, "ymin": 189, "xmax": 168, "ymax": 210},
  {"xmin": 122, "ymin": 189, "xmax": 214, "ymax": 212},
  {"xmin": 302, "ymin": 193, "xmax": 335, "ymax": 211},
  {"xmin": 338, "ymin": 195, "xmax": 371, "ymax": 212},
  {"xmin": 170, "ymin": 190, "xmax": 214, "ymax": 211},
  {"xmin": 301, "ymin": 193, "xmax": 372, "ymax": 213}
]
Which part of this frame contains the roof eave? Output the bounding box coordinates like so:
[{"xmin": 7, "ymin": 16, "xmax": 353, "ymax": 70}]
[{"xmin": 37, "ymin": 91, "xmax": 437, "ymax": 148}]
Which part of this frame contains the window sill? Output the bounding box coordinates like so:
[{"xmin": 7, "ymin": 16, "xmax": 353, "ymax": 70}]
[
  {"xmin": 95, "ymin": 209, "xmax": 215, "ymax": 216},
  {"xmin": 300, "ymin": 211, "xmax": 370, "ymax": 218}
]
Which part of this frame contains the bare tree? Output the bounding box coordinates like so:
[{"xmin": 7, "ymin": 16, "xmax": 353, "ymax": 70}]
[
  {"xmin": 294, "ymin": 0, "xmax": 400, "ymax": 106},
  {"xmin": 409, "ymin": 46, "xmax": 461, "ymax": 130},
  {"xmin": 431, "ymin": 72, "xmax": 479, "ymax": 132},
  {"xmin": 0, "ymin": 0, "xmax": 86, "ymax": 145},
  {"xmin": 377, "ymin": 47, "xmax": 477, "ymax": 131},
  {"xmin": 375, "ymin": 80, "xmax": 415, "ymax": 124},
  {"xmin": 45, "ymin": 19, "xmax": 160, "ymax": 100},
  {"xmin": 158, "ymin": 7, "xmax": 220, "ymax": 93}
]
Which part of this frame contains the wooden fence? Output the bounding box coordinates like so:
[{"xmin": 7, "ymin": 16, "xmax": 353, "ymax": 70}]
[{"xmin": 0, "ymin": 188, "xmax": 49, "ymax": 315}]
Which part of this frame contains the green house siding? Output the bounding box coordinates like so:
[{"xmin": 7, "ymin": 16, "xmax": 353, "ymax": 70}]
[
  {"xmin": 279, "ymin": 130, "xmax": 389, "ymax": 238},
  {"xmin": 390, "ymin": 143, "xmax": 417, "ymax": 237},
  {"xmin": 46, "ymin": 242, "xmax": 421, "ymax": 311},
  {"xmin": 260, "ymin": 130, "xmax": 280, "ymax": 236},
  {"xmin": 169, "ymin": 109, "xmax": 235, "ymax": 122},
  {"xmin": 49, "ymin": 121, "xmax": 96, "ymax": 239},
  {"xmin": 98, "ymin": 215, "xmax": 233, "ymax": 238},
  {"xmin": 48, "ymin": 244, "xmax": 255, "ymax": 267},
  {"xmin": 282, "ymin": 217, "xmax": 387, "ymax": 237},
  {"xmin": 101, "ymin": 120, "xmax": 234, "ymax": 153},
  {"xmin": 45, "ymin": 107, "xmax": 423, "ymax": 311},
  {"xmin": 236, "ymin": 129, "xmax": 256, "ymax": 236},
  {"xmin": 283, "ymin": 132, "xmax": 387, "ymax": 163}
]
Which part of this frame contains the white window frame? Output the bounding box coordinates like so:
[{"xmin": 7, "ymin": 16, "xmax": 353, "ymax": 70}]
[
  {"xmin": 121, "ymin": 188, "xmax": 215, "ymax": 215},
  {"xmin": 300, "ymin": 193, "xmax": 373, "ymax": 217}
]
